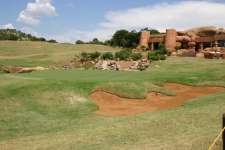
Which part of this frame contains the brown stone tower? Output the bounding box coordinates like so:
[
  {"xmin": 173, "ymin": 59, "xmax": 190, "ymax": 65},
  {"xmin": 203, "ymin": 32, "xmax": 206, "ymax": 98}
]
[
  {"xmin": 165, "ymin": 29, "xmax": 177, "ymax": 52},
  {"xmin": 139, "ymin": 31, "xmax": 150, "ymax": 48}
]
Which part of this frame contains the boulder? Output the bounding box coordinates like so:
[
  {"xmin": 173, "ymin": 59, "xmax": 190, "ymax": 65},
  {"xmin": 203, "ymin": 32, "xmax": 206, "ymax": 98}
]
[
  {"xmin": 95, "ymin": 60, "xmax": 120, "ymax": 70},
  {"xmin": 171, "ymin": 52, "xmax": 177, "ymax": 56},
  {"xmin": 196, "ymin": 52, "xmax": 204, "ymax": 58},
  {"xmin": 108, "ymin": 61, "xmax": 120, "ymax": 71},
  {"xmin": 137, "ymin": 59, "xmax": 150, "ymax": 71},
  {"xmin": 221, "ymin": 53, "xmax": 225, "ymax": 59},
  {"xmin": 95, "ymin": 60, "xmax": 108, "ymax": 70},
  {"xmin": 176, "ymin": 36, "xmax": 191, "ymax": 42},
  {"xmin": 177, "ymin": 49, "xmax": 196, "ymax": 57},
  {"xmin": 129, "ymin": 61, "xmax": 139, "ymax": 70},
  {"xmin": 204, "ymin": 51, "xmax": 214, "ymax": 59},
  {"xmin": 188, "ymin": 42, "xmax": 196, "ymax": 48},
  {"xmin": 175, "ymin": 42, "xmax": 182, "ymax": 50}
]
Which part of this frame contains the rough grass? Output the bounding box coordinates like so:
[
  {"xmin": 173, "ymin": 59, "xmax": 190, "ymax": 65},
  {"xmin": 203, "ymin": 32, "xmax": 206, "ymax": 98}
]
[{"xmin": 0, "ymin": 53, "xmax": 225, "ymax": 149}]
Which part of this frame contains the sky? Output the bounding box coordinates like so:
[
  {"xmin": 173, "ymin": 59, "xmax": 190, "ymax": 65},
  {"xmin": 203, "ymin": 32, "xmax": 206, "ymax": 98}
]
[{"xmin": 0, "ymin": 0, "xmax": 225, "ymax": 42}]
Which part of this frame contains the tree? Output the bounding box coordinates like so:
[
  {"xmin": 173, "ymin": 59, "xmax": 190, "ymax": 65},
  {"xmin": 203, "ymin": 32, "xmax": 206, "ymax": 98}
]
[
  {"xmin": 125, "ymin": 31, "xmax": 140, "ymax": 48},
  {"xmin": 76, "ymin": 40, "xmax": 85, "ymax": 44},
  {"xmin": 140, "ymin": 28, "xmax": 160, "ymax": 35},
  {"xmin": 48, "ymin": 39, "xmax": 57, "ymax": 43},
  {"xmin": 0, "ymin": 29, "xmax": 55, "ymax": 42},
  {"xmin": 111, "ymin": 30, "xmax": 129, "ymax": 47},
  {"xmin": 111, "ymin": 30, "xmax": 139, "ymax": 48},
  {"xmin": 92, "ymin": 38, "xmax": 99, "ymax": 43},
  {"xmin": 90, "ymin": 38, "xmax": 104, "ymax": 45},
  {"xmin": 104, "ymin": 40, "xmax": 112, "ymax": 46}
]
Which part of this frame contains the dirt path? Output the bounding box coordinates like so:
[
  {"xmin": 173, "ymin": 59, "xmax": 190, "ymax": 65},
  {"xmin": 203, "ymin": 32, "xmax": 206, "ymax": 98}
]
[{"xmin": 90, "ymin": 83, "xmax": 225, "ymax": 116}]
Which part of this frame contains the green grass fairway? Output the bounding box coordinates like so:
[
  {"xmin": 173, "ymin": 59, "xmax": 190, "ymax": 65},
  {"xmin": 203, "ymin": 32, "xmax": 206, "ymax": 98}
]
[
  {"xmin": 0, "ymin": 41, "xmax": 120, "ymax": 67},
  {"xmin": 0, "ymin": 42, "xmax": 225, "ymax": 149}
]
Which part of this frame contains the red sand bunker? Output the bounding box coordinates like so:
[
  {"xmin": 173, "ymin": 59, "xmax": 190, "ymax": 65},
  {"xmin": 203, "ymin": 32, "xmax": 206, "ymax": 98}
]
[{"xmin": 90, "ymin": 83, "xmax": 225, "ymax": 117}]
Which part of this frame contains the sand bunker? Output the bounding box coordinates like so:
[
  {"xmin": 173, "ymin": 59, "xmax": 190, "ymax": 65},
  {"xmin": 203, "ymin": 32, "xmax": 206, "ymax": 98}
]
[{"xmin": 90, "ymin": 83, "xmax": 225, "ymax": 116}]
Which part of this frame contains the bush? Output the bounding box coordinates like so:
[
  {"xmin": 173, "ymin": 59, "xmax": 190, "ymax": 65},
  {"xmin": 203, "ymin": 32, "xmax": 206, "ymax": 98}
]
[
  {"xmin": 48, "ymin": 39, "xmax": 57, "ymax": 43},
  {"xmin": 80, "ymin": 51, "xmax": 101, "ymax": 61},
  {"xmin": 115, "ymin": 49, "xmax": 132, "ymax": 60},
  {"xmin": 89, "ymin": 51, "xmax": 101, "ymax": 60},
  {"xmin": 80, "ymin": 52, "xmax": 89, "ymax": 62},
  {"xmin": 148, "ymin": 51, "xmax": 159, "ymax": 61},
  {"xmin": 157, "ymin": 44, "xmax": 167, "ymax": 55},
  {"xmin": 148, "ymin": 51, "xmax": 167, "ymax": 61},
  {"xmin": 131, "ymin": 53, "xmax": 142, "ymax": 61},
  {"xmin": 76, "ymin": 40, "xmax": 85, "ymax": 44},
  {"xmin": 147, "ymin": 44, "xmax": 167, "ymax": 61},
  {"xmin": 102, "ymin": 52, "xmax": 114, "ymax": 60}
]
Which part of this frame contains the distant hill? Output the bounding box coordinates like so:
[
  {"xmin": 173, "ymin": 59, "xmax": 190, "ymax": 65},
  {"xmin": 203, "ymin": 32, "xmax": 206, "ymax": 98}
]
[{"xmin": 0, "ymin": 29, "xmax": 57, "ymax": 43}]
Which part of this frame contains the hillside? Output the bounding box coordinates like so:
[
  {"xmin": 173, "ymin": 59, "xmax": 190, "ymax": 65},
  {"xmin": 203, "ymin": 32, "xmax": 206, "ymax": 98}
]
[{"xmin": 0, "ymin": 41, "xmax": 120, "ymax": 67}]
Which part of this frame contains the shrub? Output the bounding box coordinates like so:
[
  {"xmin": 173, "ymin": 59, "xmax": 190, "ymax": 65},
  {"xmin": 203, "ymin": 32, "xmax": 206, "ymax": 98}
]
[
  {"xmin": 48, "ymin": 39, "xmax": 57, "ymax": 43},
  {"xmin": 80, "ymin": 52, "xmax": 89, "ymax": 62},
  {"xmin": 76, "ymin": 40, "xmax": 85, "ymax": 44},
  {"xmin": 148, "ymin": 51, "xmax": 167, "ymax": 61},
  {"xmin": 159, "ymin": 54, "xmax": 166, "ymax": 60},
  {"xmin": 102, "ymin": 52, "xmax": 114, "ymax": 60},
  {"xmin": 157, "ymin": 43, "xmax": 167, "ymax": 54},
  {"xmin": 131, "ymin": 53, "xmax": 142, "ymax": 61},
  {"xmin": 147, "ymin": 44, "xmax": 167, "ymax": 61},
  {"xmin": 148, "ymin": 51, "xmax": 159, "ymax": 61},
  {"xmin": 80, "ymin": 51, "xmax": 101, "ymax": 61},
  {"xmin": 89, "ymin": 51, "xmax": 101, "ymax": 60},
  {"xmin": 115, "ymin": 49, "xmax": 132, "ymax": 60}
]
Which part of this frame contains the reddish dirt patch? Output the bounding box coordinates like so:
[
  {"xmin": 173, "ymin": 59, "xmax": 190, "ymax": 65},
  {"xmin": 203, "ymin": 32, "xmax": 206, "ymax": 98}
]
[{"xmin": 90, "ymin": 83, "xmax": 225, "ymax": 117}]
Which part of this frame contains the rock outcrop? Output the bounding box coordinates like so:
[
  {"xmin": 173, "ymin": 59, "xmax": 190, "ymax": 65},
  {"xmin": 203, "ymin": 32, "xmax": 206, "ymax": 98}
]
[{"xmin": 0, "ymin": 66, "xmax": 48, "ymax": 73}]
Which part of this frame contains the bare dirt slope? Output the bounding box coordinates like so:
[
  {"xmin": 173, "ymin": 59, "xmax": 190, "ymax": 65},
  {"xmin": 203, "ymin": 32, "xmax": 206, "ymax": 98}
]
[{"xmin": 90, "ymin": 83, "xmax": 225, "ymax": 116}]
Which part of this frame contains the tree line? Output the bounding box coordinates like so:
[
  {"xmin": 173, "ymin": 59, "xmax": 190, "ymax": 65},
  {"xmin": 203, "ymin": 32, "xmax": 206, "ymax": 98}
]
[
  {"xmin": 0, "ymin": 29, "xmax": 57, "ymax": 43},
  {"xmin": 75, "ymin": 28, "xmax": 160, "ymax": 48}
]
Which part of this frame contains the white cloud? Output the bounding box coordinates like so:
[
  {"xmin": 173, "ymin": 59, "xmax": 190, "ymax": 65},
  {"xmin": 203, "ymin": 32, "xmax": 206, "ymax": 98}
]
[
  {"xmin": 20, "ymin": 26, "xmax": 40, "ymax": 37},
  {"xmin": 17, "ymin": 0, "xmax": 57, "ymax": 26},
  {"xmin": 0, "ymin": 23, "xmax": 15, "ymax": 29},
  {"xmin": 100, "ymin": 1, "xmax": 225, "ymax": 32},
  {"xmin": 48, "ymin": 29, "xmax": 113, "ymax": 43},
  {"xmin": 33, "ymin": 1, "xmax": 225, "ymax": 43}
]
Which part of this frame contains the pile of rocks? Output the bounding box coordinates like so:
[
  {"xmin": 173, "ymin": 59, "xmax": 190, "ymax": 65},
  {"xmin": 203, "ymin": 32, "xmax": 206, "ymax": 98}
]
[
  {"xmin": 95, "ymin": 60, "xmax": 120, "ymax": 70},
  {"xmin": 137, "ymin": 59, "xmax": 150, "ymax": 71},
  {"xmin": 95, "ymin": 59, "xmax": 150, "ymax": 71},
  {"xmin": 177, "ymin": 49, "xmax": 196, "ymax": 57},
  {"xmin": 203, "ymin": 47, "xmax": 225, "ymax": 59},
  {"xmin": 107, "ymin": 61, "xmax": 120, "ymax": 71}
]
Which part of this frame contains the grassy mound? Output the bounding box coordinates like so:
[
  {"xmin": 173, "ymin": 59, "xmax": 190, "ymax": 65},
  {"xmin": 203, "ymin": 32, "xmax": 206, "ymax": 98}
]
[{"xmin": 94, "ymin": 82, "xmax": 175, "ymax": 99}]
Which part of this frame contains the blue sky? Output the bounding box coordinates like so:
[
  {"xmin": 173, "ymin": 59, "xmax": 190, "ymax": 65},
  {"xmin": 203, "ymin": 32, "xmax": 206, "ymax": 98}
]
[{"xmin": 0, "ymin": 0, "xmax": 225, "ymax": 42}]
